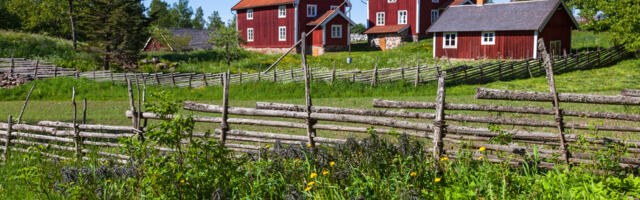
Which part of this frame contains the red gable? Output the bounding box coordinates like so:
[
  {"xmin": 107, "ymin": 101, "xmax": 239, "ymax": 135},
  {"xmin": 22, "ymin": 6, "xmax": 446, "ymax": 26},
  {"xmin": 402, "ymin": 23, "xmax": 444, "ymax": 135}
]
[{"xmin": 231, "ymin": 0, "xmax": 295, "ymax": 10}]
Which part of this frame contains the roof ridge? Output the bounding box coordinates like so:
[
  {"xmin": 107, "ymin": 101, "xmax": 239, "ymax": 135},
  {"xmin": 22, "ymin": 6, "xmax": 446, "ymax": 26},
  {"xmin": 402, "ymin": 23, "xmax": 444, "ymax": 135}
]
[{"xmin": 450, "ymin": 0, "xmax": 551, "ymax": 7}]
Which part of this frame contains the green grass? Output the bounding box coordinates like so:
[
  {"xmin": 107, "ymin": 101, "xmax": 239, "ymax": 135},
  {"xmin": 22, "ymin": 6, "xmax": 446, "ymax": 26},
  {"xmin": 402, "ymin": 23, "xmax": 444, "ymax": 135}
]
[{"xmin": 0, "ymin": 30, "xmax": 99, "ymax": 71}]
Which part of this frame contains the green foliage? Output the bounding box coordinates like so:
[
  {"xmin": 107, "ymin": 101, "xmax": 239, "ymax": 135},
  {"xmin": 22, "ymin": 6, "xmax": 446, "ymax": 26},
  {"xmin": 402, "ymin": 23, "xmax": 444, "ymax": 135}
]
[
  {"xmin": 170, "ymin": 0, "xmax": 193, "ymax": 29},
  {"xmin": 351, "ymin": 23, "xmax": 366, "ymax": 34},
  {"xmin": 192, "ymin": 7, "xmax": 205, "ymax": 30},
  {"xmin": 150, "ymin": 26, "xmax": 193, "ymax": 52},
  {"xmin": 209, "ymin": 24, "xmax": 245, "ymax": 69},
  {"xmin": 569, "ymin": 0, "xmax": 640, "ymax": 50},
  {"xmin": 4, "ymin": 0, "xmax": 71, "ymax": 39},
  {"xmin": 148, "ymin": 0, "xmax": 176, "ymax": 28},
  {"xmin": 207, "ymin": 11, "xmax": 225, "ymax": 30}
]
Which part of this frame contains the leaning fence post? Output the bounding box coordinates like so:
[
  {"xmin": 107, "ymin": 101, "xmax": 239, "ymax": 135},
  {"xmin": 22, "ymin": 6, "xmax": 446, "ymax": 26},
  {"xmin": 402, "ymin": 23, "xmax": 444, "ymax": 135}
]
[
  {"xmin": 3, "ymin": 115, "xmax": 12, "ymax": 161},
  {"xmin": 54, "ymin": 65, "xmax": 58, "ymax": 78},
  {"xmin": 127, "ymin": 79, "xmax": 138, "ymax": 131},
  {"xmin": 188, "ymin": 73, "xmax": 193, "ymax": 88},
  {"xmin": 414, "ymin": 54, "xmax": 420, "ymax": 87},
  {"xmin": 538, "ymin": 38, "xmax": 571, "ymax": 168},
  {"xmin": 155, "ymin": 72, "xmax": 160, "ymax": 85},
  {"xmin": 203, "ymin": 73, "xmax": 208, "ymax": 87},
  {"xmin": 9, "ymin": 54, "xmax": 14, "ymax": 77},
  {"xmin": 220, "ymin": 72, "xmax": 230, "ymax": 144},
  {"xmin": 171, "ymin": 72, "xmax": 176, "ymax": 87},
  {"xmin": 433, "ymin": 71, "xmax": 447, "ymax": 165},
  {"xmin": 331, "ymin": 61, "xmax": 336, "ymax": 84},
  {"xmin": 33, "ymin": 59, "xmax": 39, "ymax": 79},
  {"xmin": 371, "ymin": 57, "xmax": 378, "ymax": 87},
  {"xmin": 301, "ymin": 32, "xmax": 316, "ymax": 152},
  {"xmin": 72, "ymin": 87, "xmax": 82, "ymax": 159},
  {"xmin": 17, "ymin": 83, "xmax": 36, "ymax": 124}
]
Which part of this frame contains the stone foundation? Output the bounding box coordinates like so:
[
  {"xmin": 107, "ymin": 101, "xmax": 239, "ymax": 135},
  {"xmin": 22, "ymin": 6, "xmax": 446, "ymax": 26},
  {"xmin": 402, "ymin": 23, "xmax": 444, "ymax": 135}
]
[
  {"xmin": 368, "ymin": 29, "xmax": 413, "ymax": 50},
  {"xmin": 244, "ymin": 47, "xmax": 290, "ymax": 54}
]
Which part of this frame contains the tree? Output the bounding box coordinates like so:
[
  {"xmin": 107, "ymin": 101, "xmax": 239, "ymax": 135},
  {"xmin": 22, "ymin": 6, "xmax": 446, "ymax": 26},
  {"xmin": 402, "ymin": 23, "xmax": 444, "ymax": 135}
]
[
  {"xmin": 68, "ymin": 0, "xmax": 77, "ymax": 49},
  {"xmin": 0, "ymin": 0, "xmax": 21, "ymax": 30},
  {"xmin": 79, "ymin": 0, "xmax": 150, "ymax": 70},
  {"xmin": 351, "ymin": 23, "xmax": 366, "ymax": 34},
  {"xmin": 568, "ymin": 0, "xmax": 640, "ymax": 50},
  {"xmin": 192, "ymin": 7, "xmax": 205, "ymax": 29},
  {"xmin": 6, "ymin": 0, "xmax": 71, "ymax": 38},
  {"xmin": 208, "ymin": 23, "xmax": 245, "ymax": 71},
  {"xmin": 148, "ymin": 0, "xmax": 176, "ymax": 28},
  {"xmin": 207, "ymin": 11, "xmax": 225, "ymax": 30},
  {"xmin": 170, "ymin": 0, "xmax": 193, "ymax": 28}
]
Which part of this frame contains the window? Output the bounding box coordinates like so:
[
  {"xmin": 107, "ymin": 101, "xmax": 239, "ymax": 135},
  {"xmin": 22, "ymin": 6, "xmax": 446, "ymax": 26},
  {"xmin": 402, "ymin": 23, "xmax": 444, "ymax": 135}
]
[
  {"xmin": 331, "ymin": 25, "xmax": 343, "ymax": 38},
  {"xmin": 432, "ymin": 0, "xmax": 439, "ymax": 3},
  {"xmin": 278, "ymin": 6, "xmax": 286, "ymax": 18},
  {"xmin": 307, "ymin": 4, "xmax": 317, "ymax": 17},
  {"xmin": 278, "ymin": 26, "xmax": 287, "ymax": 41},
  {"xmin": 550, "ymin": 40, "xmax": 562, "ymax": 55},
  {"xmin": 330, "ymin": 5, "xmax": 339, "ymax": 10},
  {"xmin": 398, "ymin": 10, "xmax": 407, "ymax": 24},
  {"xmin": 388, "ymin": 0, "xmax": 397, "ymax": 2},
  {"xmin": 443, "ymin": 32, "xmax": 457, "ymax": 48},
  {"xmin": 481, "ymin": 32, "xmax": 495, "ymax": 45},
  {"xmin": 431, "ymin": 10, "xmax": 439, "ymax": 23},
  {"xmin": 247, "ymin": 9, "xmax": 253, "ymax": 20},
  {"xmin": 247, "ymin": 28, "xmax": 254, "ymax": 42},
  {"xmin": 376, "ymin": 12, "xmax": 385, "ymax": 26}
]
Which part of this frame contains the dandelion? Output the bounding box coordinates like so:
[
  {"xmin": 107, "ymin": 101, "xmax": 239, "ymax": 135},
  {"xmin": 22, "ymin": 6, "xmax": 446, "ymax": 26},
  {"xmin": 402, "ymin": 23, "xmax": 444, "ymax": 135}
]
[
  {"xmin": 478, "ymin": 156, "xmax": 484, "ymax": 160},
  {"xmin": 295, "ymin": 158, "xmax": 301, "ymax": 163},
  {"xmin": 410, "ymin": 172, "xmax": 417, "ymax": 177},
  {"xmin": 310, "ymin": 173, "xmax": 318, "ymax": 179},
  {"xmin": 180, "ymin": 179, "xmax": 185, "ymax": 184},
  {"xmin": 304, "ymin": 186, "xmax": 312, "ymax": 192},
  {"xmin": 435, "ymin": 178, "xmax": 441, "ymax": 182},
  {"xmin": 306, "ymin": 144, "xmax": 312, "ymax": 148},
  {"xmin": 440, "ymin": 157, "xmax": 449, "ymax": 161},
  {"xmin": 330, "ymin": 161, "xmax": 335, "ymax": 167},
  {"xmin": 308, "ymin": 181, "xmax": 315, "ymax": 186},
  {"xmin": 106, "ymin": 179, "xmax": 111, "ymax": 183},
  {"xmin": 265, "ymin": 144, "xmax": 271, "ymax": 148},
  {"xmin": 479, "ymin": 147, "xmax": 486, "ymax": 152},
  {"xmin": 322, "ymin": 170, "xmax": 329, "ymax": 175}
]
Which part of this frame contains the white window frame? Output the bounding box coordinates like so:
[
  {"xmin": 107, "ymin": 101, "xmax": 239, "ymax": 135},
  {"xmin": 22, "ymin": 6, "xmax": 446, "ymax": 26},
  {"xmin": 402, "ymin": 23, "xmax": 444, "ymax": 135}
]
[
  {"xmin": 307, "ymin": 4, "xmax": 317, "ymax": 17},
  {"xmin": 278, "ymin": 6, "xmax": 286, "ymax": 18},
  {"xmin": 278, "ymin": 26, "xmax": 287, "ymax": 41},
  {"xmin": 398, "ymin": 10, "xmax": 408, "ymax": 25},
  {"xmin": 388, "ymin": 0, "xmax": 397, "ymax": 3},
  {"xmin": 443, "ymin": 32, "xmax": 458, "ymax": 49},
  {"xmin": 481, "ymin": 32, "xmax": 495, "ymax": 45},
  {"xmin": 247, "ymin": 28, "xmax": 254, "ymax": 42},
  {"xmin": 330, "ymin": 5, "xmax": 339, "ymax": 10},
  {"xmin": 431, "ymin": 10, "xmax": 439, "ymax": 23},
  {"xmin": 331, "ymin": 25, "xmax": 343, "ymax": 38},
  {"xmin": 376, "ymin": 12, "xmax": 385, "ymax": 26},
  {"xmin": 247, "ymin": 9, "xmax": 253, "ymax": 20}
]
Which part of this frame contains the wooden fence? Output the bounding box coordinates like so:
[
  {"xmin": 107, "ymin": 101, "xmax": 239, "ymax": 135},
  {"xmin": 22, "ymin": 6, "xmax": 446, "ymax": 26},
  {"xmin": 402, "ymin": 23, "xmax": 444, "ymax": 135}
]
[{"xmin": 0, "ymin": 45, "xmax": 628, "ymax": 88}]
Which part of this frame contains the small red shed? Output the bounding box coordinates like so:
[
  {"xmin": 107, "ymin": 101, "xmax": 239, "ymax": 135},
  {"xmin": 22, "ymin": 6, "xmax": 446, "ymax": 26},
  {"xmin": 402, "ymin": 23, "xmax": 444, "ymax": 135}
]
[
  {"xmin": 427, "ymin": 0, "xmax": 579, "ymax": 59},
  {"xmin": 307, "ymin": 10, "xmax": 356, "ymax": 56}
]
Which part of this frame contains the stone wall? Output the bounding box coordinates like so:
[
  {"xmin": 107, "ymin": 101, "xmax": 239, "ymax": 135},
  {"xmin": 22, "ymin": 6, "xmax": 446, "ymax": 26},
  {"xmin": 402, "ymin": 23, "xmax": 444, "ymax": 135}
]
[
  {"xmin": 244, "ymin": 47, "xmax": 290, "ymax": 54},
  {"xmin": 368, "ymin": 29, "xmax": 412, "ymax": 50}
]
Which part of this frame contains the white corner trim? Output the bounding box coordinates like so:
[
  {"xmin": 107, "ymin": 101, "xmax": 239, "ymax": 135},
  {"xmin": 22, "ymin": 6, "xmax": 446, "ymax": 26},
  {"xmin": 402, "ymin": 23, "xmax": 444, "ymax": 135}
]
[
  {"xmin": 322, "ymin": 25, "xmax": 326, "ymax": 45},
  {"xmin": 294, "ymin": 4, "xmax": 299, "ymax": 43},
  {"xmin": 533, "ymin": 31, "xmax": 539, "ymax": 58},
  {"xmin": 416, "ymin": 0, "xmax": 421, "ymax": 34},
  {"xmin": 366, "ymin": 0, "xmax": 370, "ymax": 29},
  {"xmin": 433, "ymin": 34, "xmax": 436, "ymax": 58}
]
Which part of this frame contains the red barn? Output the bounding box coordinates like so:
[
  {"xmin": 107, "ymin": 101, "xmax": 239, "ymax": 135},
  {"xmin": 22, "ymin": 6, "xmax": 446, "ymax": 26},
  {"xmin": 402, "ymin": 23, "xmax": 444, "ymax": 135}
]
[
  {"xmin": 364, "ymin": 0, "xmax": 476, "ymax": 50},
  {"xmin": 231, "ymin": 0, "xmax": 354, "ymax": 56},
  {"xmin": 428, "ymin": 0, "xmax": 579, "ymax": 59}
]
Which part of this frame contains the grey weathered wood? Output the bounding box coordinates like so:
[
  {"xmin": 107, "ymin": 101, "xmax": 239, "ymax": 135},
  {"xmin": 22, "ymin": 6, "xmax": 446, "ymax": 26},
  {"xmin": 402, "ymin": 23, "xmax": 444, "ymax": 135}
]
[
  {"xmin": 539, "ymin": 38, "xmax": 570, "ymax": 166},
  {"xmin": 331, "ymin": 61, "xmax": 336, "ymax": 84},
  {"xmin": 33, "ymin": 60, "xmax": 39, "ymax": 78},
  {"xmin": 372, "ymin": 57, "xmax": 378, "ymax": 87},
  {"xmin": 17, "ymin": 83, "xmax": 36, "ymax": 124},
  {"xmin": 622, "ymin": 89, "xmax": 640, "ymax": 97},
  {"xmin": 2, "ymin": 116, "xmax": 12, "ymax": 161},
  {"xmin": 220, "ymin": 73, "xmax": 230, "ymax": 144},
  {"xmin": 433, "ymin": 71, "xmax": 447, "ymax": 161},
  {"xmin": 301, "ymin": 32, "xmax": 317, "ymax": 151},
  {"xmin": 37, "ymin": 121, "xmax": 136, "ymax": 132},
  {"xmin": 127, "ymin": 79, "xmax": 138, "ymax": 131},
  {"xmin": 82, "ymin": 98, "xmax": 87, "ymax": 124},
  {"xmin": 171, "ymin": 72, "xmax": 176, "ymax": 87},
  {"xmin": 414, "ymin": 54, "xmax": 420, "ymax": 87},
  {"xmin": 476, "ymin": 88, "xmax": 640, "ymax": 106},
  {"xmin": 9, "ymin": 55, "xmax": 14, "ymax": 76},
  {"xmin": 188, "ymin": 73, "xmax": 193, "ymax": 88},
  {"xmin": 72, "ymin": 87, "xmax": 81, "ymax": 159}
]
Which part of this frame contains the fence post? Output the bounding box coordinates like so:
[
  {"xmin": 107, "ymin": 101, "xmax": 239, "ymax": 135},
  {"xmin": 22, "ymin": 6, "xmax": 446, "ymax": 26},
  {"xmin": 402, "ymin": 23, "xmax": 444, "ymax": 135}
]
[
  {"xmin": 17, "ymin": 84, "xmax": 36, "ymax": 124},
  {"xmin": 371, "ymin": 57, "xmax": 378, "ymax": 87},
  {"xmin": 526, "ymin": 60, "xmax": 533, "ymax": 78},
  {"xmin": 563, "ymin": 50, "xmax": 568, "ymax": 71},
  {"xmin": 9, "ymin": 54, "xmax": 14, "ymax": 77},
  {"xmin": 414, "ymin": 54, "xmax": 420, "ymax": 87},
  {"xmin": 433, "ymin": 71, "xmax": 447, "ymax": 166},
  {"xmin": 258, "ymin": 67, "xmax": 262, "ymax": 81},
  {"xmin": 2, "ymin": 115, "xmax": 12, "ymax": 161},
  {"xmin": 273, "ymin": 69, "xmax": 277, "ymax": 82},
  {"xmin": 597, "ymin": 47, "xmax": 601, "ymax": 68},
  {"xmin": 240, "ymin": 72, "xmax": 243, "ymax": 83},
  {"xmin": 401, "ymin": 67, "xmax": 405, "ymax": 82},
  {"xmin": 188, "ymin": 73, "xmax": 193, "ymax": 88},
  {"xmin": 171, "ymin": 72, "xmax": 176, "ymax": 87},
  {"xmin": 290, "ymin": 65, "xmax": 294, "ymax": 81},
  {"xmin": 498, "ymin": 60, "xmax": 503, "ymax": 80},
  {"xmin": 479, "ymin": 64, "xmax": 485, "ymax": 83},
  {"xmin": 301, "ymin": 32, "xmax": 316, "ymax": 152},
  {"xmin": 220, "ymin": 73, "xmax": 224, "ymax": 85},
  {"xmin": 127, "ymin": 79, "xmax": 138, "ymax": 132},
  {"xmin": 54, "ymin": 65, "xmax": 58, "ymax": 78},
  {"xmin": 72, "ymin": 87, "xmax": 82, "ymax": 159},
  {"xmin": 82, "ymin": 98, "xmax": 87, "ymax": 124},
  {"xmin": 331, "ymin": 61, "xmax": 336, "ymax": 84},
  {"xmin": 220, "ymin": 72, "xmax": 230, "ymax": 144},
  {"xmin": 33, "ymin": 60, "xmax": 39, "ymax": 79},
  {"xmin": 538, "ymin": 38, "xmax": 571, "ymax": 168},
  {"xmin": 203, "ymin": 73, "xmax": 208, "ymax": 87}
]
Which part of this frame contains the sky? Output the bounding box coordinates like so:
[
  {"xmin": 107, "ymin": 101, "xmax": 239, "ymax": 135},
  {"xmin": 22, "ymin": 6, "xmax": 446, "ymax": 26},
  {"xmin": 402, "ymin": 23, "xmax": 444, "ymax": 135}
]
[{"xmin": 143, "ymin": 0, "xmax": 511, "ymax": 25}]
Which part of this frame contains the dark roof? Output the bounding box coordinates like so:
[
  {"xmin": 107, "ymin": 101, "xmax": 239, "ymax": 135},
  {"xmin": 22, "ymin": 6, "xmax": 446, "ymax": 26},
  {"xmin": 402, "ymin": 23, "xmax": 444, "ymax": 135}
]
[
  {"xmin": 166, "ymin": 28, "xmax": 214, "ymax": 50},
  {"xmin": 231, "ymin": 0, "xmax": 295, "ymax": 10},
  {"xmin": 428, "ymin": 0, "xmax": 579, "ymax": 32},
  {"xmin": 307, "ymin": 10, "xmax": 356, "ymax": 26},
  {"xmin": 363, "ymin": 25, "xmax": 410, "ymax": 34}
]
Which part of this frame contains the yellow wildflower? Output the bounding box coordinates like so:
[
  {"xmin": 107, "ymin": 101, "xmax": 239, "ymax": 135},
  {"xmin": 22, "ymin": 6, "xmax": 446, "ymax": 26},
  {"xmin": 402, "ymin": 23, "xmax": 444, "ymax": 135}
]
[
  {"xmin": 440, "ymin": 157, "xmax": 449, "ymax": 161},
  {"xmin": 308, "ymin": 181, "xmax": 315, "ymax": 186},
  {"xmin": 478, "ymin": 156, "xmax": 484, "ymax": 160},
  {"xmin": 435, "ymin": 178, "xmax": 441, "ymax": 182},
  {"xmin": 410, "ymin": 172, "xmax": 417, "ymax": 177},
  {"xmin": 295, "ymin": 158, "xmax": 301, "ymax": 163},
  {"xmin": 265, "ymin": 144, "xmax": 271, "ymax": 148},
  {"xmin": 106, "ymin": 179, "xmax": 111, "ymax": 183},
  {"xmin": 479, "ymin": 147, "xmax": 486, "ymax": 152},
  {"xmin": 304, "ymin": 186, "xmax": 312, "ymax": 192},
  {"xmin": 330, "ymin": 161, "xmax": 335, "ymax": 167},
  {"xmin": 322, "ymin": 170, "xmax": 329, "ymax": 175},
  {"xmin": 180, "ymin": 179, "xmax": 185, "ymax": 184},
  {"xmin": 306, "ymin": 144, "xmax": 312, "ymax": 147},
  {"xmin": 310, "ymin": 173, "xmax": 318, "ymax": 179}
]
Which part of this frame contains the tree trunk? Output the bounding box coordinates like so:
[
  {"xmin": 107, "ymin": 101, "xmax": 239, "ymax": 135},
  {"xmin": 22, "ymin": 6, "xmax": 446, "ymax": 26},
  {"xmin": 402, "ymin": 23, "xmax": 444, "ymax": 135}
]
[{"xmin": 68, "ymin": 0, "xmax": 77, "ymax": 50}]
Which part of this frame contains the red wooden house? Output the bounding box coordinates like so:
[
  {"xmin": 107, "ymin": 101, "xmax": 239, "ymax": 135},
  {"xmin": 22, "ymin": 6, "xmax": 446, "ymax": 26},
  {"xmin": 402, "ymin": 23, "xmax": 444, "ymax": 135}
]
[
  {"xmin": 231, "ymin": 0, "xmax": 355, "ymax": 56},
  {"xmin": 428, "ymin": 0, "xmax": 579, "ymax": 59},
  {"xmin": 364, "ymin": 0, "xmax": 476, "ymax": 50}
]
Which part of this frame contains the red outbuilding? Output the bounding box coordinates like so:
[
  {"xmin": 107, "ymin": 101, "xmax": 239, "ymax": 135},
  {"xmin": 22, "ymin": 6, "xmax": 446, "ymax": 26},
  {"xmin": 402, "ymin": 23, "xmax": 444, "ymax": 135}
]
[
  {"xmin": 365, "ymin": 0, "xmax": 476, "ymax": 50},
  {"xmin": 231, "ymin": 0, "xmax": 354, "ymax": 56},
  {"xmin": 427, "ymin": 0, "xmax": 579, "ymax": 59}
]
